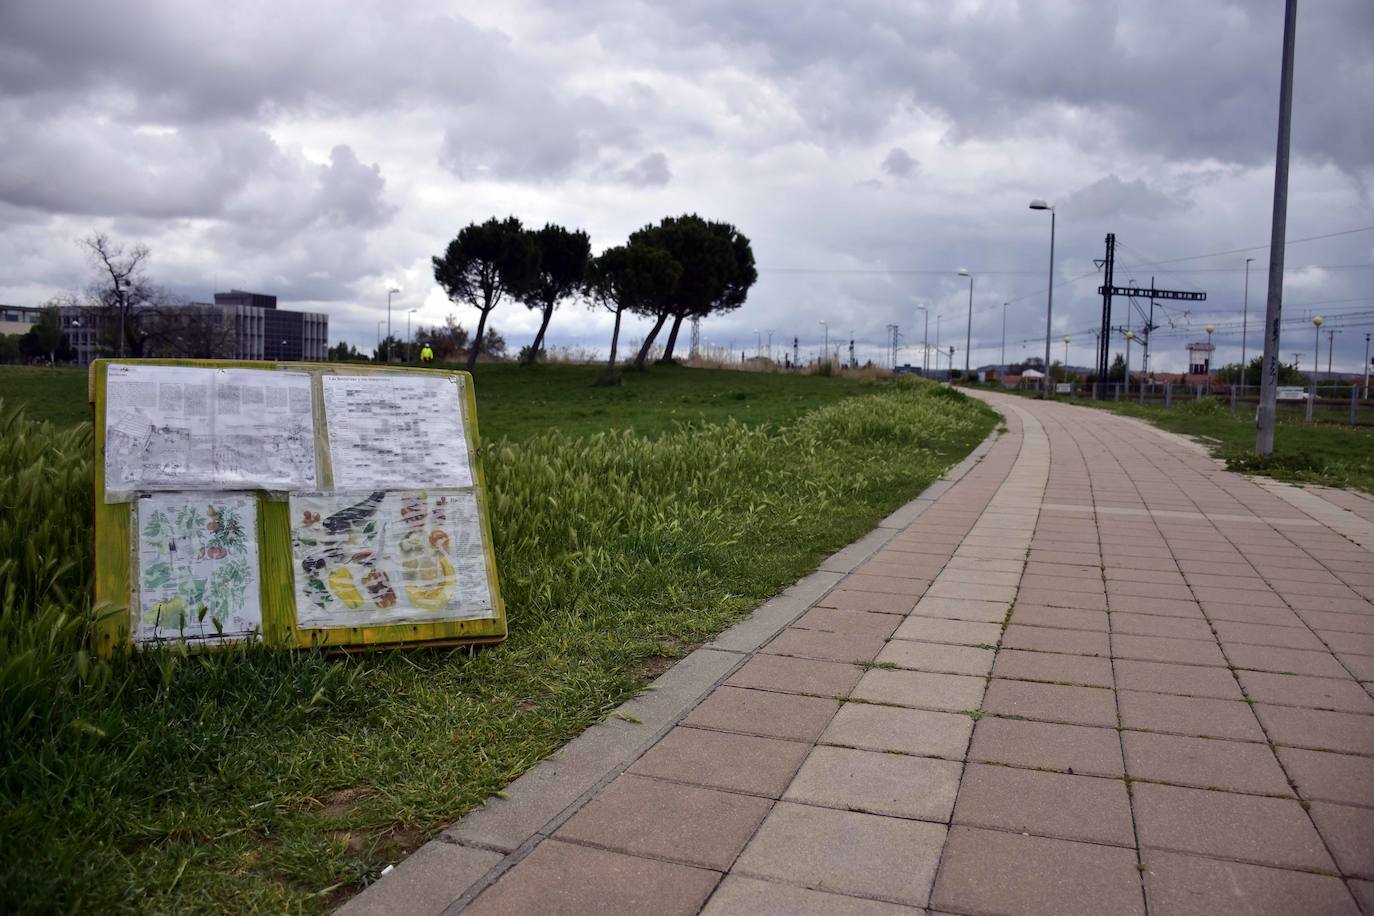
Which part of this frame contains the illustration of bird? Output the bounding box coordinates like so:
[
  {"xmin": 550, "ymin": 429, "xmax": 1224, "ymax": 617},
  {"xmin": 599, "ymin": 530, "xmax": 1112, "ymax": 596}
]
[{"xmin": 322, "ymin": 491, "xmax": 387, "ymax": 534}]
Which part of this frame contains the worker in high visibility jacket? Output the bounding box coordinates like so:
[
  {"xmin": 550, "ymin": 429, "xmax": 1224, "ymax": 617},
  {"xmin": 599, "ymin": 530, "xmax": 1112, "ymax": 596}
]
[{"xmin": 419, "ymin": 343, "xmax": 434, "ymax": 364}]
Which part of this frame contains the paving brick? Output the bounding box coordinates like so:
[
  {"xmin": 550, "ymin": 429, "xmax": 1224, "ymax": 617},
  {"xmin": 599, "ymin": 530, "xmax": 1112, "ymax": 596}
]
[
  {"xmin": 931, "ymin": 826, "xmax": 1144, "ymax": 916},
  {"xmin": 1277, "ymin": 746, "xmax": 1374, "ymax": 806},
  {"xmin": 1340, "ymin": 652, "xmax": 1374, "ymax": 681},
  {"xmin": 1118, "ymin": 691, "xmax": 1265, "ymax": 742},
  {"xmin": 1236, "ymin": 670, "xmax": 1374, "ymax": 714},
  {"xmin": 1110, "ymin": 613, "xmax": 1213, "ymax": 640},
  {"xmin": 927, "ymin": 579, "xmax": 1018, "ymax": 603},
  {"xmin": 734, "ymin": 802, "xmax": 945, "ymax": 907},
  {"xmin": 1132, "ymin": 782, "xmax": 1335, "ymax": 871},
  {"xmin": 841, "ymin": 573, "xmax": 932, "ymax": 597},
  {"xmin": 762, "ymin": 628, "xmax": 887, "ymax": 664},
  {"xmin": 968, "ymin": 717, "xmax": 1124, "ymax": 777},
  {"xmin": 1308, "ymin": 801, "xmax": 1374, "ymax": 879},
  {"xmin": 1015, "ymin": 587, "xmax": 1109, "ymax": 611},
  {"xmin": 337, "ymin": 842, "xmax": 501, "ymax": 916},
  {"xmin": 464, "ymin": 839, "xmax": 719, "ymax": 916},
  {"xmin": 1140, "ymin": 849, "xmax": 1359, "ymax": 916},
  {"xmin": 554, "ymin": 774, "xmax": 771, "ymax": 870},
  {"xmin": 991, "ymin": 648, "xmax": 1114, "ymax": 688},
  {"xmin": 1122, "ymin": 731, "xmax": 1292, "ymax": 795},
  {"xmin": 850, "ymin": 667, "xmax": 985, "ymax": 712},
  {"xmin": 1001, "ymin": 624, "xmax": 1109, "ymax": 656},
  {"xmin": 821, "ymin": 702, "xmax": 972, "ymax": 759},
  {"xmin": 1020, "ymin": 573, "xmax": 1106, "ymax": 594},
  {"xmin": 1349, "ymin": 879, "xmax": 1374, "ymax": 913},
  {"xmin": 1202, "ymin": 603, "xmax": 1304, "ymax": 629},
  {"xmin": 1109, "ymin": 580, "xmax": 1195, "ymax": 601},
  {"xmin": 1105, "ymin": 593, "xmax": 1203, "ymax": 617},
  {"xmin": 874, "ymin": 639, "xmax": 994, "ymax": 676},
  {"xmin": 889, "ymin": 616, "xmax": 1002, "ymax": 647},
  {"xmin": 1300, "ymin": 610, "xmax": 1374, "ymax": 634},
  {"xmin": 1215, "ymin": 621, "xmax": 1328, "ymax": 651},
  {"xmin": 1114, "ymin": 659, "xmax": 1244, "ymax": 700},
  {"xmin": 910, "ymin": 596, "xmax": 1009, "ymax": 623},
  {"xmin": 784, "ymin": 745, "xmax": 961, "ymax": 822},
  {"xmin": 627, "ymin": 727, "xmax": 811, "ymax": 798},
  {"xmin": 684, "ymin": 686, "xmax": 840, "ymax": 741},
  {"xmin": 701, "ymin": 875, "xmax": 922, "ymax": 915},
  {"xmin": 952, "ymin": 763, "xmax": 1134, "ymax": 846},
  {"xmin": 1008, "ymin": 603, "xmax": 1110, "ymax": 632},
  {"xmin": 1254, "ymin": 704, "xmax": 1374, "ymax": 755},
  {"xmin": 982, "ymin": 679, "xmax": 1117, "ymax": 727},
  {"xmin": 793, "ymin": 606, "xmax": 902, "ymax": 637},
  {"xmin": 725, "ymin": 653, "xmax": 863, "ymax": 699},
  {"xmin": 1111, "ymin": 633, "xmax": 1227, "ymax": 667},
  {"xmin": 1225, "ymin": 644, "xmax": 1352, "ymax": 678},
  {"xmin": 817, "ymin": 589, "xmax": 918, "ymax": 615}
]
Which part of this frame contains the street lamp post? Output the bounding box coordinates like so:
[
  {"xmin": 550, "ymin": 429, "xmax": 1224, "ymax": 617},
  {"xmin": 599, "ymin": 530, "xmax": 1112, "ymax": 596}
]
[
  {"xmin": 916, "ymin": 304, "xmax": 929, "ymax": 376},
  {"xmin": 1241, "ymin": 257, "xmax": 1254, "ymax": 389},
  {"xmin": 1029, "ymin": 200, "xmax": 1056, "ymax": 399},
  {"xmin": 407, "ymin": 309, "xmax": 417, "ymax": 361},
  {"xmin": 1206, "ymin": 324, "xmax": 1215, "ymax": 391},
  {"xmin": 935, "ymin": 315, "xmax": 942, "ymax": 377},
  {"xmin": 1310, "ymin": 316, "xmax": 1324, "ymax": 420},
  {"xmin": 386, "ymin": 287, "xmax": 400, "ymax": 360},
  {"xmin": 766, "ymin": 330, "xmax": 774, "ymax": 362},
  {"xmin": 1001, "ymin": 302, "xmax": 1008, "ymax": 378},
  {"xmin": 958, "ymin": 268, "xmax": 973, "ymax": 379},
  {"xmin": 376, "ymin": 321, "xmax": 384, "ymax": 360},
  {"xmin": 754, "ymin": 328, "xmax": 761, "ymax": 358},
  {"xmin": 1124, "ymin": 330, "xmax": 1134, "ymax": 396},
  {"xmin": 1365, "ymin": 332, "xmax": 1371, "ymax": 399},
  {"xmin": 1063, "ymin": 336, "xmax": 1070, "ymax": 379}
]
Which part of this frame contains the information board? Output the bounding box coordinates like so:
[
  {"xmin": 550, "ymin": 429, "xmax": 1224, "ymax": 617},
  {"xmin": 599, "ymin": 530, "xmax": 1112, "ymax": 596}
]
[{"xmin": 91, "ymin": 359, "xmax": 506, "ymax": 656}]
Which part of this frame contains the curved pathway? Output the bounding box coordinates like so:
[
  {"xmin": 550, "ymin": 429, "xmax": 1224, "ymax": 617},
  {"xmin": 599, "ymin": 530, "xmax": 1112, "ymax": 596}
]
[{"xmin": 344, "ymin": 392, "xmax": 1374, "ymax": 916}]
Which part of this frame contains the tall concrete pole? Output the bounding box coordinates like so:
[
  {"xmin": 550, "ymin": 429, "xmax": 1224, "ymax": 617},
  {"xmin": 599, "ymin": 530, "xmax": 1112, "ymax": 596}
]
[{"xmin": 1257, "ymin": 0, "xmax": 1298, "ymax": 456}]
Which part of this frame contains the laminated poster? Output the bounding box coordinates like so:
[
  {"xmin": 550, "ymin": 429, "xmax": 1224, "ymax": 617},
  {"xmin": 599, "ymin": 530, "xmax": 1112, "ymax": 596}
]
[
  {"xmin": 104, "ymin": 364, "xmax": 317, "ymax": 498},
  {"xmin": 290, "ymin": 489, "xmax": 495, "ymax": 629},
  {"xmin": 134, "ymin": 492, "xmax": 262, "ymax": 644},
  {"xmin": 322, "ymin": 374, "xmax": 473, "ymax": 490}
]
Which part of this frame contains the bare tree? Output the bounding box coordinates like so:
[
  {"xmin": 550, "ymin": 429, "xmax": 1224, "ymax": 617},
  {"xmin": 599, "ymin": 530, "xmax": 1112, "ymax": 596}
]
[
  {"xmin": 139, "ymin": 303, "xmax": 238, "ymax": 359},
  {"xmin": 81, "ymin": 233, "xmax": 152, "ymax": 358}
]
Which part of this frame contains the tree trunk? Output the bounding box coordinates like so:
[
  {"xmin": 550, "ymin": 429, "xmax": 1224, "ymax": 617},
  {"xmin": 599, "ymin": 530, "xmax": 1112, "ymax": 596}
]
[
  {"xmin": 523, "ymin": 305, "xmax": 554, "ymax": 365},
  {"xmin": 604, "ymin": 307, "xmax": 623, "ymax": 385},
  {"xmin": 633, "ymin": 311, "xmax": 669, "ymax": 368},
  {"xmin": 657, "ymin": 312, "xmax": 687, "ymax": 364},
  {"xmin": 467, "ymin": 308, "xmax": 490, "ymax": 373}
]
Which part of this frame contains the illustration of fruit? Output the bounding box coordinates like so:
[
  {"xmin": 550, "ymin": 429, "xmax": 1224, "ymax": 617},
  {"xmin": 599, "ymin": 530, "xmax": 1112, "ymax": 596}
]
[
  {"xmin": 400, "ymin": 495, "xmax": 427, "ymax": 530},
  {"xmin": 362, "ymin": 569, "xmax": 397, "ymax": 608},
  {"xmin": 404, "ymin": 554, "xmax": 456, "ymax": 611},
  {"xmin": 429, "ymin": 530, "xmax": 450, "ymax": 551},
  {"xmin": 328, "ymin": 568, "xmax": 365, "ymax": 609},
  {"xmin": 323, "ymin": 492, "xmax": 386, "ymax": 534},
  {"xmin": 206, "ymin": 546, "xmax": 227, "ymax": 560}
]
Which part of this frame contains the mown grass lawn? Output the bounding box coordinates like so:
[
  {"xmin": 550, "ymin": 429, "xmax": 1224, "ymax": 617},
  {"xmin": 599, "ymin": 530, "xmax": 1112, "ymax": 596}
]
[{"xmin": 1, "ymin": 367, "xmax": 997, "ymax": 914}]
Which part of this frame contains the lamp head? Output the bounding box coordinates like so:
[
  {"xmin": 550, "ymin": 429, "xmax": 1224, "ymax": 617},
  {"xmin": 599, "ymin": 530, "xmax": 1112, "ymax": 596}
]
[
  {"xmin": 1126, "ymin": 330, "xmax": 1134, "ymax": 339},
  {"xmin": 958, "ymin": 268, "xmax": 970, "ymax": 277},
  {"xmin": 1064, "ymin": 336, "xmax": 1070, "ymax": 344},
  {"xmin": 1029, "ymin": 199, "xmax": 1051, "ymax": 210},
  {"xmin": 1205, "ymin": 324, "xmax": 1214, "ymax": 334},
  {"xmin": 1314, "ymin": 316, "xmax": 1324, "ymax": 327}
]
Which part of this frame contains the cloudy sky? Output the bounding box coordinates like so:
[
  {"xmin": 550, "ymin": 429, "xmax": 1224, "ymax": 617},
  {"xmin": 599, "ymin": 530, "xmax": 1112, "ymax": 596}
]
[{"xmin": 2, "ymin": 0, "xmax": 1372, "ymax": 372}]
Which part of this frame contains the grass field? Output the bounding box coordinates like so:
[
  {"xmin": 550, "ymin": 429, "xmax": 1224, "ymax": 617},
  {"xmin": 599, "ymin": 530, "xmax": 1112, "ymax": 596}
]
[
  {"xmin": 0, "ymin": 364, "xmax": 997, "ymax": 913},
  {"xmin": 0, "ymin": 362, "xmax": 878, "ymax": 440}
]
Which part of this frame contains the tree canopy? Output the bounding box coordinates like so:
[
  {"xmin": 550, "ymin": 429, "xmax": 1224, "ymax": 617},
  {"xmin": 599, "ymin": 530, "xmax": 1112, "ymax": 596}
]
[
  {"xmin": 432, "ymin": 216, "xmax": 537, "ymax": 371},
  {"xmin": 519, "ymin": 223, "xmax": 590, "ymax": 365}
]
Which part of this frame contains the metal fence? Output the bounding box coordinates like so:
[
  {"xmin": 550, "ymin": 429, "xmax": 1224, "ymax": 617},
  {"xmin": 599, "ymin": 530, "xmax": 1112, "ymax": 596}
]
[{"xmin": 1061, "ymin": 382, "xmax": 1374, "ymax": 426}]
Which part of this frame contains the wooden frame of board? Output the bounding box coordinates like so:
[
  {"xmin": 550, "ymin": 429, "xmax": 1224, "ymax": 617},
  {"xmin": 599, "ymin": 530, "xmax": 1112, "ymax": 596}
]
[{"xmin": 90, "ymin": 358, "xmax": 507, "ymax": 657}]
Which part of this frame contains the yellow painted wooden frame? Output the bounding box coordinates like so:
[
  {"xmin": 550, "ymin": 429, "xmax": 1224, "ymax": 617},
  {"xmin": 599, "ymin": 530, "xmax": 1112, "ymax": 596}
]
[{"xmin": 91, "ymin": 358, "xmax": 507, "ymax": 657}]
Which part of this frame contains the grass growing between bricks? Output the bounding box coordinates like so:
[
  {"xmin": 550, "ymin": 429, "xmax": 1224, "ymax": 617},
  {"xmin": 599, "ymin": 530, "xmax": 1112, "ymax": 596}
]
[{"xmin": 0, "ymin": 375, "xmax": 995, "ymax": 913}]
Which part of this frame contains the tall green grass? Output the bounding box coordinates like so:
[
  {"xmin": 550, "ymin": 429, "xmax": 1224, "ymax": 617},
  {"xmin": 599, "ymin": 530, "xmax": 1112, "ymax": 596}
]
[{"xmin": 0, "ymin": 380, "xmax": 995, "ymax": 913}]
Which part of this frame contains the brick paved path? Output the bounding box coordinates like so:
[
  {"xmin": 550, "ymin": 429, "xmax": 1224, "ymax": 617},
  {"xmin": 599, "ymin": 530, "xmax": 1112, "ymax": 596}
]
[{"xmin": 344, "ymin": 393, "xmax": 1374, "ymax": 916}]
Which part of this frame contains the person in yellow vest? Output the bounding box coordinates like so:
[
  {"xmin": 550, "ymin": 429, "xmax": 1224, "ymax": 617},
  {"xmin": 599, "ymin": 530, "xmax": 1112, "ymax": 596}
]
[{"xmin": 419, "ymin": 343, "xmax": 434, "ymax": 364}]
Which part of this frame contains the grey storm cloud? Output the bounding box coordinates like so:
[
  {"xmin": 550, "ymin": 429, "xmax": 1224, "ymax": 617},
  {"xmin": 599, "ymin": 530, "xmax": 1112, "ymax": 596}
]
[
  {"xmin": 0, "ymin": 0, "xmax": 1370, "ymax": 371},
  {"xmin": 881, "ymin": 147, "xmax": 918, "ymax": 179}
]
